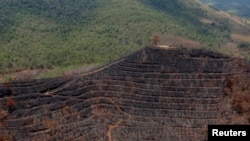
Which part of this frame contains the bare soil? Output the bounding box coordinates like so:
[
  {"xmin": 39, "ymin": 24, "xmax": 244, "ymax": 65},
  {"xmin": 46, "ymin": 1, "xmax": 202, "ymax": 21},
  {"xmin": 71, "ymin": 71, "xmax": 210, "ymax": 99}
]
[{"xmin": 0, "ymin": 47, "xmax": 249, "ymax": 141}]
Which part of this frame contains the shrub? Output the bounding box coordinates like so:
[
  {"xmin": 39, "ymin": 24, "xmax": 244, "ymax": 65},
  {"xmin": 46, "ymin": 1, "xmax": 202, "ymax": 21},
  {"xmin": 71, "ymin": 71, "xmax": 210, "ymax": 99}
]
[
  {"xmin": 6, "ymin": 98, "xmax": 16, "ymax": 113},
  {"xmin": 0, "ymin": 110, "xmax": 8, "ymax": 120},
  {"xmin": 238, "ymin": 42, "xmax": 250, "ymax": 49},
  {"xmin": 152, "ymin": 36, "xmax": 160, "ymax": 45},
  {"xmin": 225, "ymin": 77, "xmax": 234, "ymax": 92}
]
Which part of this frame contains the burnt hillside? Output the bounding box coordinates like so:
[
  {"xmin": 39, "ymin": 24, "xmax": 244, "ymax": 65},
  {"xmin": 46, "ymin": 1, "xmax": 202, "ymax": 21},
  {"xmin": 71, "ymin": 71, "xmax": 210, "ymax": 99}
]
[{"xmin": 0, "ymin": 47, "xmax": 250, "ymax": 141}]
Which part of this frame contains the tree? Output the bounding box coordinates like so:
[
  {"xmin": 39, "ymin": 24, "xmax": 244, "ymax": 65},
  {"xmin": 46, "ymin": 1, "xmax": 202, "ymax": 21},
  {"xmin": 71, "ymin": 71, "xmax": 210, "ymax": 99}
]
[{"xmin": 152, "ymin": 35, "xmax": 160, "ymax": 46}]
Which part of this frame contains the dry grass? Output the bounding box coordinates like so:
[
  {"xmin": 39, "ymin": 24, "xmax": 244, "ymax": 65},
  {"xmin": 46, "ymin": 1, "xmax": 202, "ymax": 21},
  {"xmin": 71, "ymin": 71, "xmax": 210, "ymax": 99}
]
[
  {"xmin": 0, "ymin": 69, "xmax": 46, "ymax": 83},
  {"xmin": 212, "ymin": 41, "xmax": 249, "ymax": 59},
  {"xmin": 227, "ymin": 61, "xmax": 250, "ymax": 124},
  {"xmin": 198, "ymin": 0, "xmax": 250, "ymax": 44},
  {"xmin": 232, "ymin": 94, "xmax": 250, "ymax": 114},
  {"xmin": 199, "ymin": 18, "xmax": 214, "ymax": 24},
  {"xmin": 152, "ymin": 33, "xmax": 202, "ymax": 48},
  {"xmin": 44, "ymin": 119, "xmax": 58, "ymax": 130},
  {"xmin": 0, "ymin": 110, "xmax": 8, "ymax": 120},
  {"xmin": 217, "ymin": 11, "xmax": 245, "ymax": 26},
  {"xmin": 0, "ymin": 136, "xmax": 7, "ymax": 141},
  {"xmin": 231, "ymin": 33, "xmax": 250, "ymax": 42}
]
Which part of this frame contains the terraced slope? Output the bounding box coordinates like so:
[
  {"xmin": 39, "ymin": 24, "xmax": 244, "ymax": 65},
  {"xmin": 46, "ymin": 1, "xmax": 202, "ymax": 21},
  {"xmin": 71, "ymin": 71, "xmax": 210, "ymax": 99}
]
[{"xmin": 0, "ymin": 47, "xmax": 250, "ymax": 141}]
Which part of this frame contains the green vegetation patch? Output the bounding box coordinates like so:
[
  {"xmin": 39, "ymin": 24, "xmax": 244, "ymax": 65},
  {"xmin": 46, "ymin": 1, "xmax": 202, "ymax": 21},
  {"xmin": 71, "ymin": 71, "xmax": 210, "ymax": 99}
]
[{"xmin": 0, "ymin": 0, "xmax": 231, "ymax": 75}]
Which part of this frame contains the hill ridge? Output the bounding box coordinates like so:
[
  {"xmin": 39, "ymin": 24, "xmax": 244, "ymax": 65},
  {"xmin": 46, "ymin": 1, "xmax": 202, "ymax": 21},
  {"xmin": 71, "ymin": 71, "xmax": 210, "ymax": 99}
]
[
  {"xmin": 0, "ymin": 47, "xmax": 249, "ymax": 141},
  {"xmin": 0, "ymin": 0, "xmax": 242, "ymax": 75}
]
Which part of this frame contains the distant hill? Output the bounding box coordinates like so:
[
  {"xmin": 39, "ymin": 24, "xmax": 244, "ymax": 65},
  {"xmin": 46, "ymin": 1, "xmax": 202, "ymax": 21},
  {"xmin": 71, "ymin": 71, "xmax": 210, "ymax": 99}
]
[
  {"xmin": 0, "ymin": 0, "xmax": 249, "ymax": 77},
  {"xmin": 200, "ymin": 0, "xmax": 250, "ymax": 18}
]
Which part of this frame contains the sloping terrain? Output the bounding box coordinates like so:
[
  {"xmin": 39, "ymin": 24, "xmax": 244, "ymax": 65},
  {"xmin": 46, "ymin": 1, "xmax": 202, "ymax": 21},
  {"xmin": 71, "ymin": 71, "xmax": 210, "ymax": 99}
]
[
  {"xmin": 200, "ymin": 0, "xmax": 250, "ymax": 18},
  {"xmin": 0, "ymin": 0, "xmax": 234, "ymax": 75},
  {"xmin": 0, "ymin": 47, "xmax": 249, "ymax": 141}
]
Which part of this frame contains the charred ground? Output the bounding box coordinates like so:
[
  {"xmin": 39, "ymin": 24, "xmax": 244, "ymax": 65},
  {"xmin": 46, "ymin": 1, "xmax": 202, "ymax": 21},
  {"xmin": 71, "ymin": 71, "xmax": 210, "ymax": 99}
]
[{"xmin": 0, "ymin": 47, "xmax": 250, "ymax": 141}]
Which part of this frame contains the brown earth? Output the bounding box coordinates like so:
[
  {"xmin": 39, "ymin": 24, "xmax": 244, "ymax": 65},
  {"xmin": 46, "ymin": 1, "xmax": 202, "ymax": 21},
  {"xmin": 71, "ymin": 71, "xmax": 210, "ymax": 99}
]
[{"xmin": 0, "ymin": 47, "xmax": 249, "ymax": 141}]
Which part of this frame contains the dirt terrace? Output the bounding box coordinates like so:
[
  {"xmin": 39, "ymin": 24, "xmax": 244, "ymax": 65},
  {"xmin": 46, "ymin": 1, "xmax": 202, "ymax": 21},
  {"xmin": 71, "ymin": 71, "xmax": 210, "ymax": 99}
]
[{"xmin": 0, "ymin": 47, "xmax": 249, "ymax": 141}]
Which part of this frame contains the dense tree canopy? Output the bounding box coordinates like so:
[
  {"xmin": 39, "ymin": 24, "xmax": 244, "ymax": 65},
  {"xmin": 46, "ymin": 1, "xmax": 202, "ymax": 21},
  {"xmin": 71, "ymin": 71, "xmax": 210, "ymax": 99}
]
[{"xmin": 0, "ymin": 0, "xmax": 231, "ymax": 74}]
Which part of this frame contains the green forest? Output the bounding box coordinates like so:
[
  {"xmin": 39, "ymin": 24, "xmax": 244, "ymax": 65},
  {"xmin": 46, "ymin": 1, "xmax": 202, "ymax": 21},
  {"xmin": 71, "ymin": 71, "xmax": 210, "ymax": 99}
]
[{"xmin": 0, "ymin": 0, "xmax": 232, "ymax": 75}]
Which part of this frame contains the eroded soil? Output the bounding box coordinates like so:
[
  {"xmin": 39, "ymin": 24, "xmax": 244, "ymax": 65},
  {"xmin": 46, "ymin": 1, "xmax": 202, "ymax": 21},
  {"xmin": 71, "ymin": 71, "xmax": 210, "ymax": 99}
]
[{"xmin": 0, "ymin": 47, "xmax": 249, "ymax": 141}]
